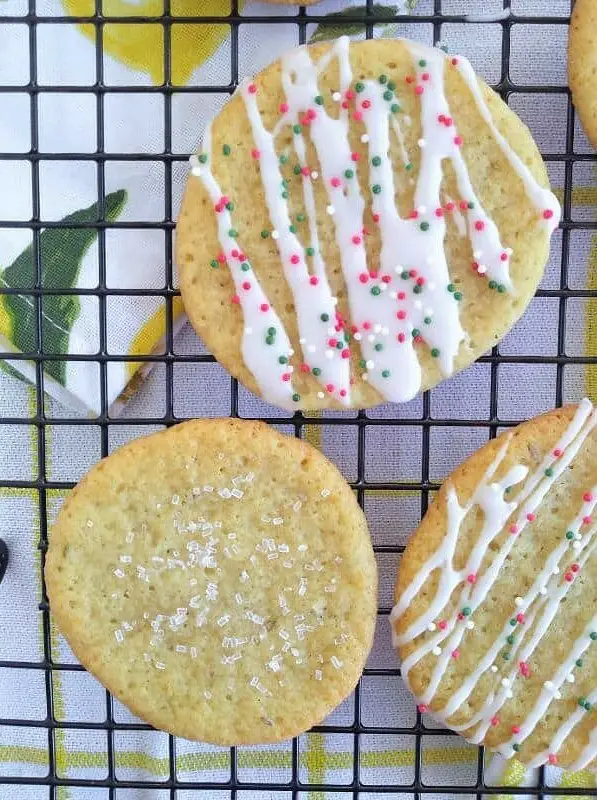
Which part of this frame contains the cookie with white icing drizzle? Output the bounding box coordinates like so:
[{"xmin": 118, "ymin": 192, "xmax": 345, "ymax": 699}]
[
  {"xmin": 46, "ymin": 418, "xmax": 377, "ymax": 744},
  {"xmin": 177, "ymin": 37, "xmax": 560, "ymax": 411},
  {"xmin": 392, "ymin": 399, "xmax": 597, "ymax": 769}
]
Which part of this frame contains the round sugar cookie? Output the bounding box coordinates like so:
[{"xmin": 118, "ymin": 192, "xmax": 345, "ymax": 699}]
[
  {"xmin": 176, "ymin": 37, "xmax": 560, "ymax": 412},
  {"xmin": 46, "ymin": 419, "xmax": 377, "ymax": 745},
  {"xmin": 392, "ymin": 400, "xmax": 597, "ymax": 770},
  {"xmin": 569, "ymin": 0, "xmax": 597, "ymax": 149}
]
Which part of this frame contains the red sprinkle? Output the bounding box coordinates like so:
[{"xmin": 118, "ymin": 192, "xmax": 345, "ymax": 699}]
[
  {"xmin": 260, "ymin": 303, "xmax": 269, "ymax": 312},
  {"xmin": 571, "ymin": 563, "xmax": 580, "ymax": 572},
  {"xmin": 363, "ymin": 321, "xmax": 371, "ymax": 330},
  {"xmin": 341, "ymin": 349, "xmax": 350, "ymax": 359},
  {"xmin": 369, "ymin": 270, "xmax": 379, "ymax": 279},
  {"xmin": 451, "ymin": 58, "xmax": 459, "ymax": 66},
  {"xmin": 421, "ymin": 73, "xmax": 430, "ymax": 81},
  {"xmin": 548, "ymin": 754, "xmax": 558, "ymax": 765},
  {"xmin": 526, "ymin": 513, "xmax": 536, "ymax": 522},
  {"xmin": 438, "ymin": 620, "xmax": 447, "ymax": 631},
  {"xmin": 467, "ymin": 573, "xmax": 476, "ymax": 584},
  {"xmin": 309, "ymin": 276, "xmax": 319, "ymax": 286},
  {"xmin": 351, "ymin": 152, "xmax": 360, "ymax": 162},
  {"xmin": 454, "ymin": 135, "xmax": 463, "ymax": 146},
  {"xmin": 415, "ymin": 85, "xmax": 424, "ymax": 96},
  {"xmin": 444, "ymin": 117, "xmax": 453, "ymax": 128},
  {"xmin": 282, "ymin": 373, "xmax": 291, "ymax": 382},
  {"xmin": 472, "ymin": 261, "xmax": 480, "ymax": 272},
  {"xmin": 299, "ymin": 363, "xmax": 310, "ymax": 374},
  {"xmin": 231, "ymin": 294, "xmax": 240, "ymax": 305},
  {"xmin": 341, "ymin": 100, "xmax": 350, "ymax": 110},
  {"xmin": 328, "ymin": 339, "xmax": 338, "ymax": 348},
  {"xmin": 359, "ymin": 273, "xmax": 369, "ymax": 284},
  {"xmin": 247, "ymin": 83, "xmax": 257, "ymax": 94},
  {"xmin": 409, "ymin": 269, "xmax": 418, "ymax": 278},
  {"xmin": 509, "ymin": 524, "xmax": 519, "ymax": 535},
  {"xmin": 301, "ymin": 166, "xmax": 310, "ymax": 177},
  {"xmin": 512, "ymin": 725, "xmax": 521, "ymax": 735},
  {"xmin": 553, "ymin": 448, "xmax": 563, "ymax": 458},
  {"xmin": 352, "ymin": 235, "xmax": 362, "ymax": 245},
  {"xmin": 451, "ymin": 650, "xmax": 460, "ymax": 659},
  {"xmin": 405, "ymin": 75, "xmax": 414, "ymax": 84},
  {"xmin": 397, "ymin": 291, "xmax": 406, "ymax": 300},
  {"xmin": 516, "ymin": 613, "xmax": 525, "ymax": 624},
  {"xmin": 217, "ymin": 252, "xmax": 226, "ymax": 263},
  {"xmin": 290, "ymin": 255, "xmax": 300, "ymax": 265},
  {"xmin": 397, "ymin": 332, "xmax": 406, "ymax": 343},
  {"xmin": 231, "ymin": 249, "xmax": 239, "ymax": 258},
  {"xmin": 326, "ymin": 383, "xmax": 334, "ymax": 393},
  {"xmin": 361, "ymin": 99, "xmax": 371, "ymax": 110},
  {"xmin": 414, "ymin": 335, "xmax": 423, "ymax": 344},
  {"xmin": 353, "ymin": 111, "xmax": 363, "ymax": 122},
  {"xmin": 501, "ymin": 252, "xmax": 509, "ymax": 261},
  {"xmin": 438, "ymin": 114, "xmax": 446, "ymax": 124},
  {"xmin": 331, "ymin": 177, "xmax": 341, "ymax": 188},
  {"xmin": 435, "ymin": 207, "xmax": 444, "ymax": 218},
  {"xmin": 215, "ymin": 203, "xmax": 223, "ymax": 213},
  {"xmin": 251, "ymin": 148, "xmax": 260, "ymax": 160},
  {"xmin": 382, "ymin": 275, "xmax": 392, "ymax": 284},
  {"xmin": 340, "ymin": 389, "xmax": 347, "ymax": 397},
  {"xmin": 345, "ymin": 89, "xmax": 356, "ymax": 101},
  {"xmin": 490, "ymin": 716, "xmax": 500, "ymax": 727},
  {"xmin": 409, "ymin": 210, "xmax": 419, "ymax": 220},
  {"xmin": 417, "ymin": 704, "xmax": 428, "ymax": 713},
  {"xmin": 543, "ymin": 209, "xmax": 554, "ymax": 220},
  {"xmin": 565, "ymin": 573, "xmax": 574, "ymax": 582},
  {"xmin": 583, "ymin": 492, "xmax": 593, "ymax": 502},
  {"xmin": 242, "ymin": 281, "xmax": 251, "ymax": 291},
  {"xmin": 445, "ymin": 202, "xmax": 455, "ymax": 212},
  {"xmin": 372, "ymin": 213, "xmax": 380, "ymax": 223},
  {"xmin": 584, "ymin": 515, "xmax": 593, "ymax": 525},
  {"xmin": 475, "ymin": 220, "xmax": 485, "ymax": 231},
  {"xmin": 397, "ymin": 310, "xmax": 407, "ymax": 321},
  {"xmin": 279, "ymin": 102, "xmax": 289, "ymax": 113},
  {"xmin": 416, "ymin": 277, "xmax": 425, "ymax": 286}
]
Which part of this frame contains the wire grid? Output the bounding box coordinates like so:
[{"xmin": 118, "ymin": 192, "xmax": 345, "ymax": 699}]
[{"xmin": 0, "ymin": 0, "xmax": 596, "ymax": 796}]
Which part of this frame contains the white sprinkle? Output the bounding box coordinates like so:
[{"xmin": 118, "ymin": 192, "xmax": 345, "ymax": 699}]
[
  {"xmin": 176, "ymin": 645, "xmax": 187, "ymax": 653},
  {"xmin": 573, "ymin": 541, "xmax": 582, "ymax": 551},
  {"xmin": 114, "ymin": 630, "xmax": 124, "ymax": 643},
  {"xmin": 298, "ymin": 544, "xmax": 308, "ymax": 552},
  {"xmin": 154, "ymin": 661, "xmax": 166, "ymax": 670},
  {"xmin": 507, "ymin": 690, "xmax": 514, "ymax": 698},
  {"xmin": 544, "ymin": 681, "xmax": 554, "ymax": 692},
  {"xmin": 271, "ymin": 230, "xmax": 279, "ymax": 240},
  {"xmin": 119, "ymin": 555, "xmax": 132, "ymax": 564},
  {"xmin": 279, "ymin": 629, "xmax": 290, "ymax": 641},
  {"xmin": 427, "ymin": 622, "xmax": 437, "ymax": 633},
  {"xmin": 190, "ymin": 647, "xmax": 197, "ymax": 658},
  {"xmin": 501, "ymin": 678, "xmax": 510, "ymax": 687},
  {"xmin": 317, "ymin": 391, "xmax": 325, "ymax": 399},
  {"xmin": 354, "ymin": 332, "xmax": 362, "ymax": 341},
  {"xmin": 321, "ymin": 488, "xmax": 331, "ymax": 498},
  {"xmin": 432, "ymin": 646, "xmax": 441, "ymax": 656},
  {"xmin": 514, "ymin": 597, "xmax": 524, "ymax": 607},
  {"xmin": 553, "ymin": 566, "xmax": 560, "ymax": 575},
  {"xmin": 555, "ymin": 691, "xmax": 562, "ymax": 700},
  {"xmin": 273, "ymin": 517, "xmax": 284, "ymax": 526},
  {"xmin": 331, "ymin": 656, "xmax": 344, "ymax": 669},
  {"xmin": 235, "ymin": 593, "xmax": 244, "ymax": 605},
  {"xmin": 491, "ymin": 665, "xmax": 498, "ymax": 673},
  {"xmin": 240, "ymin": 570, "xmax": 249, "ymax": 583},
  {"xmin": 299, "ymin": 337, "xmax": 306, "ymax": 345},
  {"xmin": 204, "ymin": 690, "xmax": 212, "ymax": 699},
  {"xmin": 362, "ymin": 374, "xmax": 369, "ymax": 382},
  {"xmin": 326, "ymin": 205, "xmax": 335, "ymax": 215},
  {"xmin": 314, "ymin": 669, "xmax": 323, "ymax": 680},
  {"xmin": 222, "ymin": 653, "xmax": 242, "ymax": 665},
  {"xmin": 566, "ymin": 673, "xmax": 575, "ymax": 683},
  {"xmin": 203, "ymin": 485, "xmax": 214, "ymax": 493},
  {"xmin": 143, "ymin": 653, "xmax": 151, "ymax": 662},
  {"xmin": 366, "ymin": 360, "xmax": 375, "ymax": 370},
  {"xmin": 311, "ymin": 171, "xmax": 319, "ymax": 180},
  {"xmin": 217, "ymin": 614, "xmax": 231, "ymax": 627},
  {"xmin": 540, "ymin": 586, "xmax": 547, "ymax": 595},
  {"xmin": 360, "ymin": 133, "xmax": 370, "ymax": 143},
  {"xmin": 171, "ymin": 494, "xmax": 180, "ymax": 505},
  {"xmin": 113, "ymin": 569, "xmax": 125, "ymax": 579},
  {"xmin": 86, "ymin": 520, "xmax": 94, "ymax": 528},
  {"xmin": 298, "ymin": 577, "xmax": 308, "ymax": 596},
  {"xmin": 466, "ymin": 621, "xmax": 475, "ymax": 630},
  {"xmin": 125, "ymin": 532, "xmax": 134, "ymax": 543},
  {"xmin": 418, "ymin": 138, "xmax": 426, "ymax": 148},
  {"xmin": 332, "ymin": 91, "xmax": 341, "ymax": 102}
]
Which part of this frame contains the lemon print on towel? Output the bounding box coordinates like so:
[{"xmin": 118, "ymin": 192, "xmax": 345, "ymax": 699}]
[
  {"xmin": 62, "ymin": 0, "xmax": 239, "ymax": 85},
  {"xmin": 127, "ymin": 295, "xmax": 184, "ymax": 379}
]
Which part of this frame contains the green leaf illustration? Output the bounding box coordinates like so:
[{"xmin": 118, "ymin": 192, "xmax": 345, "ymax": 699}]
[
  {"xmin": 309, "ymin": 4, "xmax": 400, "ymax": 43},
  {"xmin": 0, "ymin": 189, "xmax": 127, "ymax": 387}
]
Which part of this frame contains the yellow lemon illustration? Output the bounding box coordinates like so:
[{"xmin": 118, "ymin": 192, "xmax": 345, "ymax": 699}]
[
  {"xmin": 127, "ymin": 296, "xmax": 184, "ymax": 378},
  {"xmin": 62, "ymin": 0, "xmax": 240, "ymax": 86},
  {"xmin": 0, "ymin": 296, "xmax": 13, "ymax": 342}
]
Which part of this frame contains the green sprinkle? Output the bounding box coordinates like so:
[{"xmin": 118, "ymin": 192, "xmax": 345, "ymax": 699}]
[
  {"xmin": 566, "ymin": 530, "xmax": 575, "ymax": 540},
  {"xmin": 344, "ymin": 169, "xmax": 354, "ymax": 179},
  {"xmin": 279, "ymin": 154, "xmax": 288, "ymax": 165},
  {"xmin": 576, "ymin": 659, "xmax": 584, "ymax": 668},
  {"xmin": 293, "ymin": 124, "xmax": 301, "ymax": 134},
  {"xmin": 382, "ymin": 369, "xmax": 390, "ymax": 378},
  {"xmin": 510, "ymin": 619, "xmax": 517, "ymax": 627},
  {"xmin": 223, "ymin": 144, "xmax": 231, "ymax": 156},
  {"xmin": 279, "ymin": 355, "xmax": 288, "ymax": 364},
  {"xmin": 336, "ymin": 341, "xmax": 343, "ymax": 350},
  {"xmin": 497, "ymin": 284, "xmax": 506, "ymax": 293},
  {"xmin": 210, "ymin": 259, "xmax": 218, "ymax": 269},
  {"xmin": 488, "ymin": 280, "xmax": 497, "ymax": 290},
  {"xmin": 585, "ymin": 702, "xmax": 593, "ymax": 711},
  {"xmin": 579, "ymin": 697, "xmax": 587, "ymax": 707},
  {"xmin": 462, "ymin": 607, "xmax": 471, "ymax": 616},
  {"xmin": 387, "ymin": 79, "xmax": 396, "ymax": 90},
  {"xmin": 282, "ymin": 178, "xmax": 290, "ymax": 188},
  {"xmin": 591, "ymin": 632, "xmax": 597, "ymax": 641},
  {"xmin": 383, "ymin": 89, "xmax": 393, "ymax": 101},
  {"xmin": 261, "ymin": 230, "xmax": 269, "ymax": 239},
  {"xmin": 288, "ymin": 225, "xmax": 296, "ymax": 234},
  {"xmin": 359, "ymin": 359, "xmax": 367, "ymax": 369},
  {"xmin": 371, "ymin": 286, "xmax": 381, "ymax": 296},
  {"xmin": 296, "ymin": 213, "xmax": 305, "ymax": 222},
  {"xmin": 315, "ymin": 94, "xmax": 324, "ymax": 105},
  {"xmin": 391, "ymin": 103, "xmax": 401, "ymax": 113},
  {"xmin": 418, "ymin": 59, "xmax": 426, "ymax": 67},
  {"xmin": 267, "ymin": 327, "xmax": 276, "ymax": 336},
  {"xmin": 413, "ymin": 285, "xmax": 423, "ymax": 294},
  {"xmin": 306, "ymin": 247, "xmax": 315, "ymax": 257},
  {"xmin": 401, "ymin": 270, "xmax": 409, "ymax": 280},
  {"xmin": 468, "ymin": 201, "xmax": 475, "ymax": 209},
  {"xmin": 355, "ymin": 82, "xmax": 365, "ymax": 93},
  {"xmin": 228, "ymin": 228, "xmax": 238, "ymax": 238},
  {"xmin": 431, "ymin": 348, "xmax": 440, "ymax": 358},
  {"xmin": 241, "ymin": 263, "xmax": 250, "ymax": 272},
  {"xmin": 379, "ymin": 74, "xmax": 388, "ymax": 84},
  {"xmin": 281, "ymin": 191, "xmax": 289, "ymax": 199},
  {"xmin": 265, "ymin": 336, "xmax": 274, "ymax": 345},
  {"xmin": 447, "ymin": 284, "xmax": 456, "ymax": 293},
  {"xmin": 320, "ymin": 313, "xmax": 329, "ymax": 322},
  {"xmin": 454, "ymin": 291, "xmax": 463, "ymax": 301},
  {"xmin": 405, "ymin": 162, "xmax": 413, "ymax": 171},
  {"xmin": 545, "ymin": 467, "xmax": 554, "ymax": 477},
  {"xmin": 424, "ymin": 316, "xmax": 432, "ymax": 325},
  {"xmin": 372, "ymin": 184, "xmax": 382, "ymax": 195},
  {"xmin": 312, "ymin": 367, "xmax": 321, "ymax": 377},
  {"xmin": 503, "ymin": 652, "xmax": 511, "ymax": 661},
  {"xmin": 293, "ymin": 165, "xmax": 302, "ymax": 175},
  {"xmin": 412, "ymin": 328, "xmax": 420, "ymax": 338},
  {"xmin": 226, "ymin": 201, "xmax": 234, "ymax": 211},
  {"xmin": 506, "ymin": 634, "xmax": 515, "ymax": 645},
  {"xmin": 198, "ymin": 153, "xmax": 208, "ymax": 164},
  {"xmin": 512, "ymin": 744, "xmax": 520, "ymax": 752},
  {"xmin": 292, "ymin": 393, "xmax": 300, "ymax": 403},
  {"xmin": 372, "ymin": 156, "xmax": 382, "ymax": 167},
  {"xmin": 420, "ymin": 221, "xmax": 430, "ymax": 232},
  {"xmin": 374, "ymin": 343, "xmax": 383, "ymax": 352}
]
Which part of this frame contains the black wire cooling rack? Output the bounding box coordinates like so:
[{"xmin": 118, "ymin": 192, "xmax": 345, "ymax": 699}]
[{"xmin": 0, "ymin": 0, "xmax": 596, "ymax": 796}]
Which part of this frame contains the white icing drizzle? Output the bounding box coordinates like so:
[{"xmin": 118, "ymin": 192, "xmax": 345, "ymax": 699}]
[
  {"xmin": 190, "ymin": 38, "xmax": 560, "ymax": 408},
  {"xmin": 391, "ymin": 398, "xmax": 597, "ymax": 766}
]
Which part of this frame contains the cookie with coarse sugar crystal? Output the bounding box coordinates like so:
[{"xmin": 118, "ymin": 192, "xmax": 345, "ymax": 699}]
[
  {"xmin": 46, "ymin": 418, "xmax": 377, "ymax": 745},
  {"xmin": 569, "ymin": 0, "xmax": 597, "ymax": 149},
  {"xmin": 176, "ymin": 37, "xmax": 559, "ymax": 412},
  {"xmin": 392, "ymin": 399, "xmax": 597, "ymax": 770}
]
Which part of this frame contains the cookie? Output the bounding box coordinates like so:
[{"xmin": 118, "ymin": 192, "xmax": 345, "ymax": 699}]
[
  {"xmin": 176, "ymin": 37, "xmax": 560, "ymax": 412},
  {"xmin": 46, "ymin": 418, "xmax": 377, "ymax": 744},
  {"xmin": 391, "ymin": 399, "xmax": 597, "ymax": 770},
  {"xmin": 569, "ymin": 0, "xmax": 597, "ymax": 149}
]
